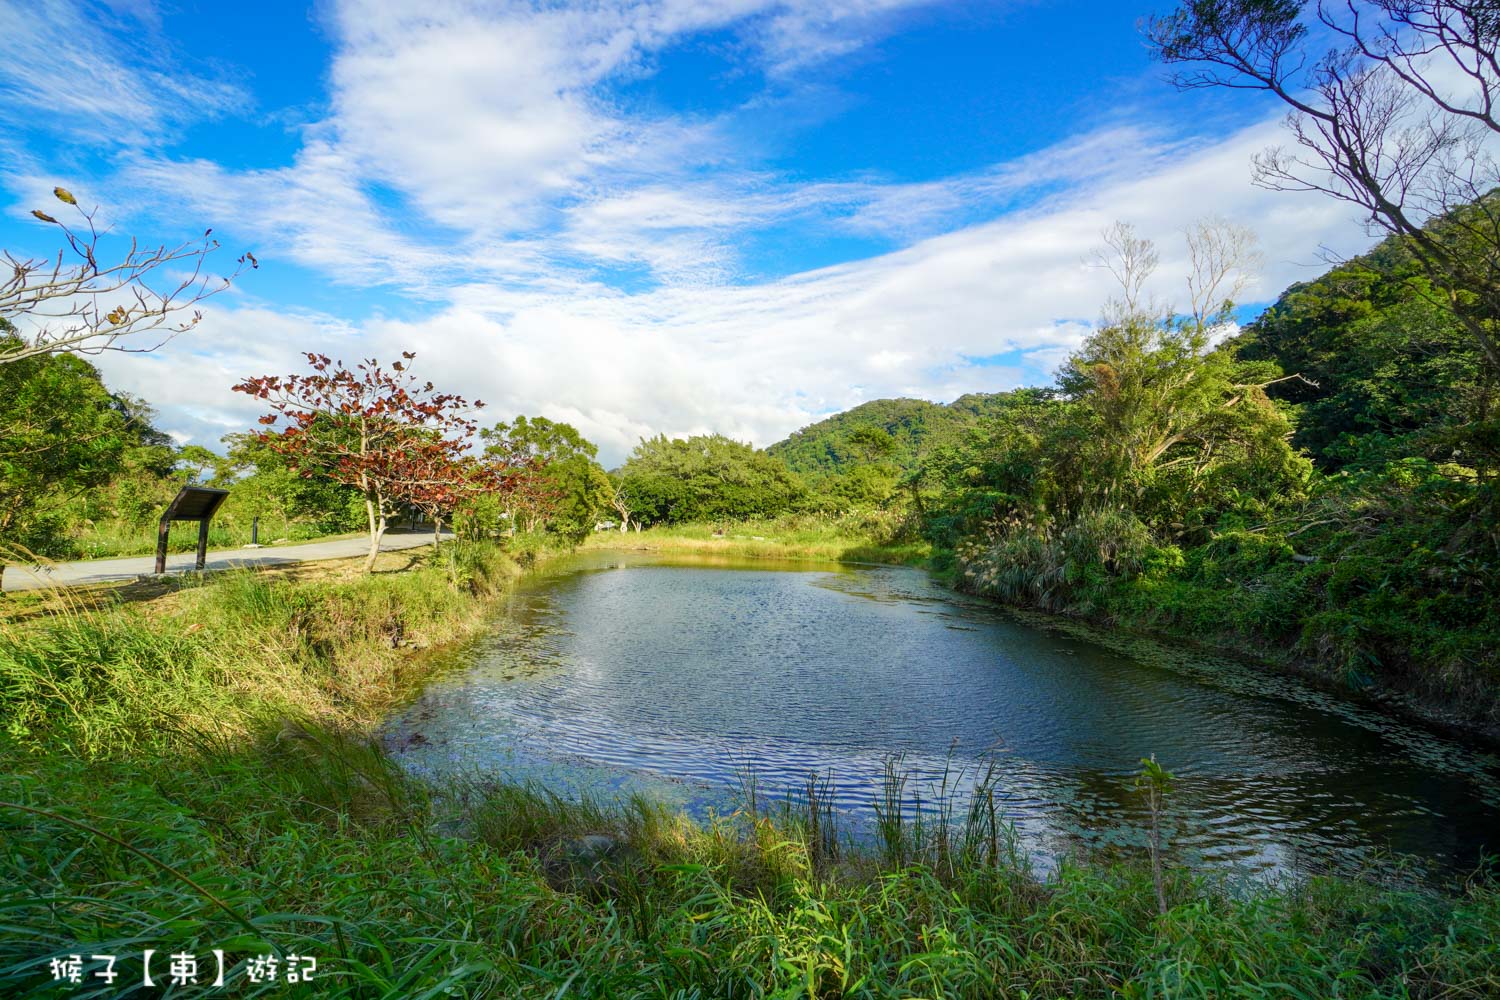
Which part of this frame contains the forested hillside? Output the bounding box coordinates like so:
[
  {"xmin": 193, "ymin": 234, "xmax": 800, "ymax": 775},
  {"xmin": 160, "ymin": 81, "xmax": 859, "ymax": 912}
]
[
  {"xmin": 767, "ymin": 394, "xmax": 1012, "ymax": 475},
  {"xmin": 1234, "ymin": 230, "xmax": 1488, "ymax": 473}
]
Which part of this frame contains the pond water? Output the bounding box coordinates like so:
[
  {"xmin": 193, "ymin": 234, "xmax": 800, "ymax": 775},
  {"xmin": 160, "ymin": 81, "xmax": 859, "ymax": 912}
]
[{"xmin": 386, "ymin": 551, "xmax": 1500, "ymax": 880}]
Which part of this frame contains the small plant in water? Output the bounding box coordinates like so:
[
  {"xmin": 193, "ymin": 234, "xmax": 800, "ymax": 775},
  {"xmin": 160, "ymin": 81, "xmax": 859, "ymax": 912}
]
[{"xmin": 1136, "ymin": 753, "xmax": 1174, "ymax": 915}]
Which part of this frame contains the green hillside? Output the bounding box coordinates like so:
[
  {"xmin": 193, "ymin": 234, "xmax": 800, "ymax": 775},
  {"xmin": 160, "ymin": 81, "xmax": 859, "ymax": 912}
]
[
  {"xmin": 767, "ymin": 392, "xmax": 1017, "ymax": 476},
  {"xmin": 1233, "ymin": 225, "xmax": 1486, "ymax": 472}
]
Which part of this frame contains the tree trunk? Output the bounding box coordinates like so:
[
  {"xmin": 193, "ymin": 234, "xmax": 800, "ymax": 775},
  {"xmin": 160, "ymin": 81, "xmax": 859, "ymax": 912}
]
[
  {"xmin": 364, "ymin": 492, "xmax": 387, "ymax": 573},
  {"xmin": 432, "ymin": 516, "xmax": 442, "ymax": 548}
]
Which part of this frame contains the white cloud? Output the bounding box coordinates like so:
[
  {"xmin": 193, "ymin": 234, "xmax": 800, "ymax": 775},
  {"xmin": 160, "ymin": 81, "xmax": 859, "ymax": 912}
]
[
  {"xmin": 117, "ymin": 137, "xmax": 478, "ymax": 293},
  {"xmin": 0, "ymin": 0, "xmax": 247, "ymax": 147},
  {"xmin": 10, "ymin": 0, "xmax": 1382, "ymax": 468},
  {"xmin": 101, "ymin": 114, "xmax": 1372, "ymax": 466},
  {"xmin": 94, "ymin": 0, "xmax": 956, "ymax": 289}
]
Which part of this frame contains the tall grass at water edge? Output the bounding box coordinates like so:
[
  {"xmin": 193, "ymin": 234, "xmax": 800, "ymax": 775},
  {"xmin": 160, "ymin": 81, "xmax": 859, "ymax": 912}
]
[
  {"xmin": 586, "ymin": 511, "xmax": 932, "ymax": 567},
  {"xmin": 0, "ymin": 540, "xmax": 1497, "ymax": 997}
]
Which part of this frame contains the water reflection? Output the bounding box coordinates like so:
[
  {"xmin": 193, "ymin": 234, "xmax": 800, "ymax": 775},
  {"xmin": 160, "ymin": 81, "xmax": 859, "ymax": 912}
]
[{"xmin": 386, "ymin": 551, "xmax": 1500, "ymax": 880}]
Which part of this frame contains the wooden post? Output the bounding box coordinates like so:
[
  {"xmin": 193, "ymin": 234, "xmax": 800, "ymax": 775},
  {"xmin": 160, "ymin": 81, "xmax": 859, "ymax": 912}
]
[
  {"xmin": 196, "ymin": 519, "xmax": 211, "ymax": 571},
  {"xmin": 155, "ymin": 511, "xmax": 172, "ymax": 575}
]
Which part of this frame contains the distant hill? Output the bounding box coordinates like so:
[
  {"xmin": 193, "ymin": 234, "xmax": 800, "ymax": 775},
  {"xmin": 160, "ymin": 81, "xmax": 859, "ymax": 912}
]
[{"xmin": 768, "ymin": 393, "xmax": 1017, "ymax": 476}]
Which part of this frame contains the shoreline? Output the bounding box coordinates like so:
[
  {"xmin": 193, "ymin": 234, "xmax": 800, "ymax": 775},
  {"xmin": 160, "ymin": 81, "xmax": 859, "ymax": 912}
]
[{"xmin": 587, "ymin": 529, "xmax": 1500, "ymax": 747}]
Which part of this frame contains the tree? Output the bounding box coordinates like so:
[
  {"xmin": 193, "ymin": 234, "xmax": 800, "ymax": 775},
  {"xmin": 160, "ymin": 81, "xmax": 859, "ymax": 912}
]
[
  {"xmin": 2, "ymin": 187, "xmax": 255, "ymax": 365},
  {"xmin": 400, "ymin": 451, "xmax": 485, "ymax": 546},
  {"xmin": 480, "ymin": 415, "xmax": 594, "ymax": 466},
  {"xmin": 0, "ymin": 329, "xmax": 134, "ymax": 588},
  {"xmin": 480, "ymin": 416, "xmax": 612, "ymax": 540},
  {"xmin": 606, "ymin": 475, "xmax": 640, "ymax": 532},
  {"xmin": 1236, "ymin": 228, "xmax": 1486, "ymax": 469},
  {"xmin": 1144, "ymin": 0, "xmax": 1500, "ymax": 375},
  {"xmin": 233, "ymin": 353, "xmax": 481, "ymax": 572},
  {"xmin": 1058, "ymin": 221, "xmax": 1293, "ymax": 493},
  {"xmin": 618, "ymin": 434, "xmax": 804, "ymax": 524},
  {"xmin": 216, "ymin": 431, "xmax": 364, "ymax": 539},
  {"xmin": 933, "ymin": 225, "xmax": 1315, "ymax": 613},
  {"xmin": 920, "ymin": 389, "xmax": 1092, "ymax": 543},
  {"xmin": 174, "ymin": 445, "xmax": 221, "ymax": 484}
]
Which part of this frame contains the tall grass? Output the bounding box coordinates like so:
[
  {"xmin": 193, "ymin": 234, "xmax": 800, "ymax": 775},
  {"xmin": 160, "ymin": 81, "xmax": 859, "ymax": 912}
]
[
  {"xmin": 587, "ymin": 511, "xmax": 932, "ymax": 566},
  {"xmin": 1, "ymin": 543, "xmax": 1497, "ymax": 997},
  {"xmin": 0, "ymin": 541, "xmax": 520, "ymax": 754},
  {"xmin": 6, "ymin": 731, "xmax": 1497, "ymax": 998}
]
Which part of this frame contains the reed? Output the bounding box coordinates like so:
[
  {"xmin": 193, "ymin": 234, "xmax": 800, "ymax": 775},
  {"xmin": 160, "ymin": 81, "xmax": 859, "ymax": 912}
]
[{"xmin": 1, "ymin": 543, "xmax": 1496, "ymax": 997}]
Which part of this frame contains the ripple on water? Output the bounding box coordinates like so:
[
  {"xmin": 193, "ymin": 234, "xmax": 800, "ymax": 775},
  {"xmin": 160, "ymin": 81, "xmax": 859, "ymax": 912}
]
[{"xmin": 385, "ymin": 552, "xmax": 1500, "ymax": 881}]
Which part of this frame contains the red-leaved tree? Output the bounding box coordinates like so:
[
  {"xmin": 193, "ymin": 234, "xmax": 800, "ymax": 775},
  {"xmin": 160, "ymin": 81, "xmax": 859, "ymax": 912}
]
[
  {"xmin": 233, "ymin": 353, "xmax": 481, "ymax": 572},
  {"xmin": 504, "ymin": 459, "xmax": 566, "ymax": 533},
  {"xmin": 403, "ymin": 452, "xmax": 502, "ymax": 546}
]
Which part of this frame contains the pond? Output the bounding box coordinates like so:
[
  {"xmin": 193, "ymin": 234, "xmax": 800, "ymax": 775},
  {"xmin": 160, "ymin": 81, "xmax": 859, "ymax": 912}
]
[{"xmin": 385, "ymin": 550, "xmax": 1500, "ymax": 881}]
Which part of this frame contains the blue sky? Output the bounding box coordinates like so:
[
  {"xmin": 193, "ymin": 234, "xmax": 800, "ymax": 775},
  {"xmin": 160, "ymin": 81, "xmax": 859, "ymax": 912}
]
[{"xmin": 0, "ymin": 0, "xmax": 1373, "ymax": 463}]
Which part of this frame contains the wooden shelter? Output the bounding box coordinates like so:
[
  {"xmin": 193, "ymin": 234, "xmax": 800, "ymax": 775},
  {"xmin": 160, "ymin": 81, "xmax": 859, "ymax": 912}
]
[{"xmin": 154, "ymin": 486, "xmax": 231, "ymax": 575}]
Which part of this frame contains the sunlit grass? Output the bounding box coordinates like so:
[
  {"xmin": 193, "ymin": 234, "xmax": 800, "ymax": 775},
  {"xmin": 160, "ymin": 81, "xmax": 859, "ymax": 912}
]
[
  {"xmin": 59, "ymin": 520, "xmax": 364, "ymax": 561},
  {"xmin": 586, "ymin": 512, "xmax": 933, "ymax": 566},
  {"xmin": 1, "ymin": 541, "xmax": 1496, "ymax": 997}
]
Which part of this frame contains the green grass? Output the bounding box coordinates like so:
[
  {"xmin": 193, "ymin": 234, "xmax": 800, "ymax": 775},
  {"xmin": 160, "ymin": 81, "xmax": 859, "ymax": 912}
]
[
  {"xmin": 1, "ymin": 542, "xmax": 1497, "ymax": 997},
  {"xmin": 586, "ymin": 512, "xmax": 932, "ymax": 566},
  {"xmin": 58, "ymin": 519, "xmax": 363, "ymax": 560}
]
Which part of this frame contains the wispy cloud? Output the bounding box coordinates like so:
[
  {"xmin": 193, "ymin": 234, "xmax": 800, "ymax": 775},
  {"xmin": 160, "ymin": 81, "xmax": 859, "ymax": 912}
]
[
  {"xmin": 92, "ymin": 115, "xmax": 1368, "ymax": 464},
  {"xmin": 7, "ymin": 0, "xmax": 1378, "ymax": 464},
  {"xmin": 0, "ymin": 0, "xmax": 248, "ymax": 147},
  {"xmin": 82, "ymin": 0, "xmax": 952, "ymax": 290}
]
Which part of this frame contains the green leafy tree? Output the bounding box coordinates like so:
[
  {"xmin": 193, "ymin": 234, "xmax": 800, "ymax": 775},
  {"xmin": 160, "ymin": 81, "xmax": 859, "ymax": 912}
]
[
  {"xmin": 480, "ymin": 416, "xmax": 612, "ymax": 541},
  {"xmin": 216, "ymin": 432, "xmax": 365, "ymax": 540},
  {"xmin": 1237, "ymin": 229, "xmax": 1491, "ymax": 473},
  {"xmin": 922, "ymin": 390, "xmax": 1089, "ymax": 543},
  {"xmin": 0, "ymin": 329, "xmax": 134, "ymax": 587},
  {"xmin": 619, "ymin": 434, "xmax": 804, "ymax": 524},
  {"xmin": 174, "ymin": 445, "xmax": 221, "ymax": 485},
  {"xmin": 1054, "ymin": 221, "xmax": 1310, "ymax": 525}
]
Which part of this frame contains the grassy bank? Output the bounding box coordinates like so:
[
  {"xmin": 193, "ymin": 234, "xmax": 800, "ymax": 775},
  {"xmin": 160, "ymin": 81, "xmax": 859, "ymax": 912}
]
[
  {"xmin": 585, "ymin": 513, "xmax": 931, "ymax": 566},
  {"xmin": 3, "ymin": 544, "xmax": 1498, "ymax": 997},
  {"xmin": 948, "ymin": 500, "xmax": 1500, "ymax": 741},
  {"xmin": 58, "ymin": 520, "xmax": 362, "ymax": 561}
]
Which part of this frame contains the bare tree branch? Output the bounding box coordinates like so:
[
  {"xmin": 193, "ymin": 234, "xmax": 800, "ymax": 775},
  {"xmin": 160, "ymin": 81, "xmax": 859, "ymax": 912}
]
[
  {"xmin": 0, "ymin": 187, "xmax": 256, "ymax": 365},
  {"xmin": 1145, "ymin": 0, "xmax": 1500, "ymax": 372}
]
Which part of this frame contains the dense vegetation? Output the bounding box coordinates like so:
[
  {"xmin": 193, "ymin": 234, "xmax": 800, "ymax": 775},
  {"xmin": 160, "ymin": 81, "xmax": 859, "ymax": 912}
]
[
  {"xmin": 4, "ymin": 548, "xmax": 1496, "ymax": 997},
  {"xmin": 1237, "ymin": 232, "xmax": 1490, "ymax": 473},
  {"xmin": 615, "ymin": 433, "xmax": 805, "ymax": 525},
  {"xmin": 751, "ymin": 222, "xmax": 1498, "ymax": 734}
]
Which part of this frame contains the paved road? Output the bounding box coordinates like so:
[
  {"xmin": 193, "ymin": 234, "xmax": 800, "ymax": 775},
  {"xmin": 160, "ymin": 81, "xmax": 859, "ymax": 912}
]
[{"xmin": 1, "ymin": 530, "xmax": 451, "ymax": 592}]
